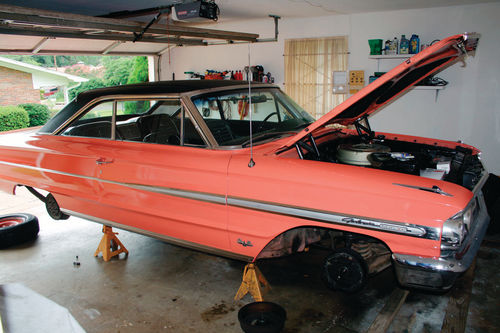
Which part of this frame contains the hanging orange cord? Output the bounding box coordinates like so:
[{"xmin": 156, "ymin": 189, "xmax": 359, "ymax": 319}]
[{"xmin": 238, "ymin": 96, "xmax": 249, "ymax": 120}]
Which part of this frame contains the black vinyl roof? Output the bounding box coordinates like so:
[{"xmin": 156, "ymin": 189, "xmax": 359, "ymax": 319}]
[
  {"xmin": 76, "ymin": 80, "xmax": 271, "ymax": 104},
  {"xmin": 41, "ymin": 80, "xmax": 274, "ymax": 134}
]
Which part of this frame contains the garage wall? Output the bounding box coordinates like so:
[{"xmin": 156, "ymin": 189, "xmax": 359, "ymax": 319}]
[
  {"xmin": 162, "ymin": 2, "xmax": 500, "ymax": 174},
  {"xmin": 350, "ymin": 3, "xmax": 500, "ymax": 175},
  {"xmin": 160, "ymin": 14, "xmax": 350, "ymax": 84}
]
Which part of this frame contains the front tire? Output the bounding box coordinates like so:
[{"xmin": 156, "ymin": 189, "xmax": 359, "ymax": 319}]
[
  {"xmin": 322, "ymin": 248, "xmax": 367, "ymax": 293},
  {"xmin": 0, "ymin": 213, "xmax": 39, "ymax": 249}
]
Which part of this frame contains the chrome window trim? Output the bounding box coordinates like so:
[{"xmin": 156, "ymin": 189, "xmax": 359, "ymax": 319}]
[
  {"xmin": 111, "ymin": 100, "xmax": 117, "ymax": 140},
  {"xmin": 51, "ymin": 85, "xmax": 280, "ymax": 149},
  {"xmin": 182, "ymin": 85, "xmax": 283, "ymax": 149},
  {"xmin": 181, "ymin": 96, "xmax": 217, "ymax": 148},
  {"xmin": 53, "ymin": 93, "xmax": 183, "ymax": 135},
  {"xmin": 53, "ymin": 93, "xmax": 214, "ymax": 148}
]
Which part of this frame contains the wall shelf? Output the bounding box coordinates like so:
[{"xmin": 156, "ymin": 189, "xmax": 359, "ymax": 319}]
[
  {"xmin": 368, "ymin": 54, "xmax": 411, "ymax": 60},
  {"xmin": 412, "ymin": 85, "xmax": 445, "ymax": 90},
  {"xmin": 412, "ymin": 85, "xmax": 445, "ymax": 101},
  {"xmin": 370, "ymin": 54, "xmax": 411, "ymax": 71},
  {"xmin": 370, "ymin": 55, "xmax": 446, "ymax": 101}
]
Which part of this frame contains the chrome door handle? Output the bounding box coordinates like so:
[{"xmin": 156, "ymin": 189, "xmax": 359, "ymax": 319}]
[{"xmin": 96, "ymin": 158, "xmax": 113, "ymax": 165}]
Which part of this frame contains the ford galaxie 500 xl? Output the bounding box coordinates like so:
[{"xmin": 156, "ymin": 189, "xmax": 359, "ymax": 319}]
[{"xmin": 0, "ymin": 33, "xmax": 488, "ymax": 293}]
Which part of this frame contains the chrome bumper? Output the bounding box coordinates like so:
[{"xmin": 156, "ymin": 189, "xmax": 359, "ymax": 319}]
[{"xmin": 392, "ymin": 190, "xmax": 490, "ymax": 291}]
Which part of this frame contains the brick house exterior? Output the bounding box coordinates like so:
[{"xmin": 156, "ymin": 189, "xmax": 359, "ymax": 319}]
[{"xmin": 0, "ymin": 66, "xmax": 40, "ymax": 106}]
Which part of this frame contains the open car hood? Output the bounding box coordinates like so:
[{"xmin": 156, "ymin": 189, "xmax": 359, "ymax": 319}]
[{"xmin": 280, "ymin": 33, "xmax": 480, "ymax": 149}]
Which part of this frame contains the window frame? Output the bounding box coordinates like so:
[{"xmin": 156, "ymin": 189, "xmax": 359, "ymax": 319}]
[
  {"xmin": 53, "ymin": 94, "xmax": 209, "ymax": 148},
  {"xmin": 185, "ymin": 87, "xmax": 314, "ymax": 147}
]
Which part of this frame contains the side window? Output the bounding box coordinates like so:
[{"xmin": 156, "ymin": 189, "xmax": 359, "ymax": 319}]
[
  {"xmin": 61, "ymin": 101, "xmax": 113, "ymax": 139},
  {"xmin": 61, "ymin": 98, "xmax": 206, "ymax": 147},
  {"xmin": 116, "ymin": 99, "xmax": 205, "ymax": 147},
  {"xmin": 134, "ymin": 100, "xmax": 181, "ymax": 145},
  {"xmin": 116, "ymin": 100, "xmax": 151, "ymax": 116},
  {"xmin": 182, "ymin": 111, "xmax": 206, "ymax": 146}
]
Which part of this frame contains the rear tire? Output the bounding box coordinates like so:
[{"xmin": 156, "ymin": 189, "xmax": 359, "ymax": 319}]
[{"xmin": 0, "ymin": 213, "xmax": 39, "ymax": 249}]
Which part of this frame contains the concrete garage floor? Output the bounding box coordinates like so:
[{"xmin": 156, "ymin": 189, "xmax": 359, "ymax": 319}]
[{"xmin": 1, "ymin": 187, "xmax": 499, "ymax": 333}]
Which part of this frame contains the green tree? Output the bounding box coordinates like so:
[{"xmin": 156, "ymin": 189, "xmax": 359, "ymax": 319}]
[
  {"xmin": 103, "ymin": 57, "xmax": 134, "ymax": 86},
  {"xmin": 3, "ymin": 55, "xmax": 40, "ymax": 66},
  {"xmin": 69, "ymin": 78, "xmax": 107, "ymax": 100},
  {"xmin": 127, "ymin": 56, "xmax": 149, "ymax": 84}
]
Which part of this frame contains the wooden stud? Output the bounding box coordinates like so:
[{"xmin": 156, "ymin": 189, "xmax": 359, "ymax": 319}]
[
  {"xmin": 367, "ymin": 288, "xmax": 409, "ymax": 333},
  {"xmin": 441, "ymin": 260, "xmax": 476, "ymax": 333}
]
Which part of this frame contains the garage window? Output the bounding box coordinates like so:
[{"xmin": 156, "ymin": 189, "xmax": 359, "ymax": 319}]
[{"xmin": 284, "ymin": 36, "xmax": 348, "ymax": 119}]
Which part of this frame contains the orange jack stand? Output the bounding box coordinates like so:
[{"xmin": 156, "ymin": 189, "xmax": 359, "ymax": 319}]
[
  {"xmin": 94, "ymin": 226, "xmax": 128, "ymax": 262},
  {"xmin": 234, "ymin": 263, "xmax": 271, "ymax": 302}
]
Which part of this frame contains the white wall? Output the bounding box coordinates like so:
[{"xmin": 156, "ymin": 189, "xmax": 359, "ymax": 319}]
[
  {"xmin": 31, "ymin": 71, "xmax": 73, "ymax": 89},
  {"xmin": 162, "ymin": 3, "xmax": 500, "ymax": 174},
  {"xmin": 161, "ymin": 15, "xmax": 350, "ymax": 85},
  {"xmin": 350, "ymin": 3, "xmax": 500, "ymax": 175}
]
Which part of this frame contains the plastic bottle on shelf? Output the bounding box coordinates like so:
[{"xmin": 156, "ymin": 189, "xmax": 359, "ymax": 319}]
[
  {"xmin": 399, "ymin": 35, "xmax": 409, "ymax": 54},
  {"xmin": 391, "ymin": 37, "xmax": 399, "ymax": 54},
  {"xmin": 384, "ymin": 40, "xmax": 391, "ymax": 55},
  {"xmin": 410, "ymin": 34, "xmax": 420, "ymax": 54}
]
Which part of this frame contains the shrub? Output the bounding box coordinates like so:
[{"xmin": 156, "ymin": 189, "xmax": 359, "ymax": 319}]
[
  {"xmin": 18, "ymin": 103, "xmax": 51, "ymax": 127},
  {"xmin": 0, "ymin": 106, "xmax": 29, "ymax": 131},
  {"xmin": 69, "ymin": 78, "xmax": 107, "ymax": 100}
]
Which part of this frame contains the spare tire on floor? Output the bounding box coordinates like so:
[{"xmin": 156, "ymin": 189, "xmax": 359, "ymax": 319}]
[
  {"xmin": 0, "ymin": 213, "xmax": 39, "ymax": 249},
  {"xmin": 238, "ymin": 301, "xmax": 287, "ymax": 333}
]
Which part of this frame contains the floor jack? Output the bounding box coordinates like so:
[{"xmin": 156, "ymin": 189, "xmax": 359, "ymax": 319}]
[
  {"xmin": 94, "ymin": 226, "xmax": 128, "ymax": 261},
  {"xmin": 234, "ymin": 263, "xmax": 271, "ymax": 302}
]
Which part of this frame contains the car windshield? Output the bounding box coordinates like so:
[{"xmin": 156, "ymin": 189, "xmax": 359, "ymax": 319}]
[{"xmin": 191, "ymin": 88, "xmax": 314, "ymax": 146}]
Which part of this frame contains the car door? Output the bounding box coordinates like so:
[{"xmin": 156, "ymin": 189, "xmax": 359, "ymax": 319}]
[
  {"xmin": 35, "ymin": 100, "xmax": 116, "ymax": 216},
  {"xmin": 93, "ymin": 98, "xmax": 232, "ymax": 254}
]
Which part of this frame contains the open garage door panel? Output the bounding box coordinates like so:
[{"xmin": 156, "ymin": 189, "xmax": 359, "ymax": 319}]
[{"xmin": 0, "ymin": 4, "xmax": 259, "ymax": 56}]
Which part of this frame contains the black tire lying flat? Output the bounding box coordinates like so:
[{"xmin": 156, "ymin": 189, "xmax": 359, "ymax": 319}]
[
  {"xmin": 322, "ymin": 248, "xmax": 367, "ymax": 293},
  {"xmin": 238, "ymin": 302, "xmax": 287, "ymax": 333},
  {"xmin": 0, "ymin": 213, "xmax": 39, "ymax": 249}
]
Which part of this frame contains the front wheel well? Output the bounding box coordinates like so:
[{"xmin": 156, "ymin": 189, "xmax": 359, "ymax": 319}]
[{"xmin": 256, "ymin": 226, "xmax": 392, "ymax": 261}]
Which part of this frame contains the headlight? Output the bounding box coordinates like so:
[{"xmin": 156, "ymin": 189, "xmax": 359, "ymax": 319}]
[
  {"xmin": 441, "ymin": 213, "xmax": 466, "ymax": 248},
  {"xmin": 441, "ymin": 200, "xmax": 475, "ymax": 249}
]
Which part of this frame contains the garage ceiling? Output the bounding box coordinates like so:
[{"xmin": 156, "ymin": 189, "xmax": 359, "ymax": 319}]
[
  {"xmin": 0, "ymin": 0, "xmax": 498, "ymax": 20},
  {"xmin": 0, "ymin": 0, "xmax": 497, "ymax": 56}
]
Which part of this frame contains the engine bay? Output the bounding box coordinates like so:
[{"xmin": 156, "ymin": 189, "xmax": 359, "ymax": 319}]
[{"xmin": 302, "ymin": 131, "xmax": 484, "ymax": 191}]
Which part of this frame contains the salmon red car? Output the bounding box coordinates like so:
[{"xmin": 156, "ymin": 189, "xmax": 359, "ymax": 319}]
[{"xmin": 0, "ymin": 33, "xmax": 488, "ymax": 292}]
